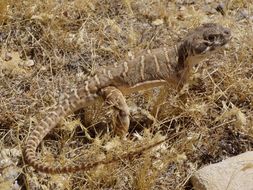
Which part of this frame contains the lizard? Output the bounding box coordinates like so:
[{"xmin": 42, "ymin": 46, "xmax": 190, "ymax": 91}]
[{"xmin": 24, "ymin": 23, "xmax": 231, "ymax": 174}]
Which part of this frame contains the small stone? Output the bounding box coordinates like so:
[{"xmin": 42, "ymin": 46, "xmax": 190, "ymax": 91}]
[
  {"xmin": 240, "ymin": 10, "xmax": 249, "ymax": 18},
  {"xmin": 236, "ymin": 9, "xmax": 249, "ymax": 21},
  {"xmin": 25, "ymin": 59, "xmax": 35, "ymax": 67},
  {"xmin": 4, "ymin": 52, "xmax": 12, "ymax": 61},
  {"xmin": 152, "ymin": 19, "xmax": 164, "ymax": 26},
  {"xmin": 40, "ymin": 66, "xmax": 47, "ymax": 71},
  {"xmin": 179, "ymin": 6, "xmax": 186, "ymax": 11}
]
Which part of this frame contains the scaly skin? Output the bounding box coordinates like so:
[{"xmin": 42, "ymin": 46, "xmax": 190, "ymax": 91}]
[{"xmin": 25, "ymin": 23, "xmax": 231, "ymax": 174}]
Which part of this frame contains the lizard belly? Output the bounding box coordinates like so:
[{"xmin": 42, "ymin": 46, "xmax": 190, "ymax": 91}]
[{"xmin": 118, "ymin": 80, "xmax": 167, "ymax": 95}]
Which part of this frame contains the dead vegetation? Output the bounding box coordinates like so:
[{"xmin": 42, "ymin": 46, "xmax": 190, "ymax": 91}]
[{"xmin": 0, "ymin": 0, "xmax": 253, "ymax": 189}]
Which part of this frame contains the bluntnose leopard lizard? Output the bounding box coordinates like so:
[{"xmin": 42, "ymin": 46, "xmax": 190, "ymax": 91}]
[{"xmin": 24, "ymin": 23, "xmax": 231, "ymax": 174}]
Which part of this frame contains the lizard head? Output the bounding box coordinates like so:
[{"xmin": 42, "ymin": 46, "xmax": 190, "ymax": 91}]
[
  {"xmin": 188, "ymin": 23, "xmax": 231, "ymax": 55},
  {"xmin": 177, "ymin": 23, "xmax": 231, "ymax": 70}
]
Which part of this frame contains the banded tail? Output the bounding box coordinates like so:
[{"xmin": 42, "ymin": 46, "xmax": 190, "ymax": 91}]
[{"xmin": 24, "ymin": 83, "xmax": 101, "ymax": 173}]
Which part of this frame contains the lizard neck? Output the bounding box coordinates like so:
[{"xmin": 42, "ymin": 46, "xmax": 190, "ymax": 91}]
[
  {"xmin": 175, "ymin": 41, "xmax": 190, "ymax": 88},
  {"xmin": 176, "ymin": 40, "xmax": 190, "ymax": 72},
  {"xmin": 175, "ymin": 42, "xmax": 204, "ymax": 89}
]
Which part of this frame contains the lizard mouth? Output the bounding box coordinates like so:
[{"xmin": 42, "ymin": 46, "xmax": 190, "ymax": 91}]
[{"xmin": 215, "ymin": 35, "xmax": 232, "ymax": 48}]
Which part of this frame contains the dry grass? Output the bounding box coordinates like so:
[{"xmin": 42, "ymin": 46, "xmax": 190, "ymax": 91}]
[{"xmin": 0, "ymin": 0, "xmax": 253, "ymax": 189}]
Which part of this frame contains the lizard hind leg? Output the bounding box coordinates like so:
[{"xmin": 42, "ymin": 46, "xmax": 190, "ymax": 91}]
[{"xmin": 100, "ymin": 86, "xmax": 130, "ymax": 138}]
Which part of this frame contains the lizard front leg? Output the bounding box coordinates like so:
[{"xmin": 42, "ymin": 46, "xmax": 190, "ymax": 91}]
[{"xmin": 100, "ymin": 86, "xmax": 130, "ymax": 138}]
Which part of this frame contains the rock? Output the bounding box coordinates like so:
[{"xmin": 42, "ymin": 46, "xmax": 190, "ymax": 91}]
[
  {"xmin": 24, "ymin": 59, "xmax": 35, "ymax": 67},
  {"xmin": 236, "ymin": 9, "xmax": 250, "ymax": 21},
  {"xmin": 4, "ymin": 52, "xmax": 12, "ymax": 61},
  {"xmin": 152, "ymin": 19, "xmax": 164, "ymax": 26},
  {"xmin": 0, "ymin": 148, "xmax": 22, "ymax": 190},
  {"xmin": 191, "ymin": 151, "xmax": 253, "ymax": 190}
]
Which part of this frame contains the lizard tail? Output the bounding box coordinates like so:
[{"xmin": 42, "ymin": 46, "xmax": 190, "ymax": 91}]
[
  {"xmin": 26, "ymin": 114, "xmax": 179, "ymax": 174},
  {"xmin": 24, "ymin": 86, "xmax": 100, "ymax": 174},
  {"xmin": 24, "ymin": 75, "xmax": 180, "ymax": 173}
]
